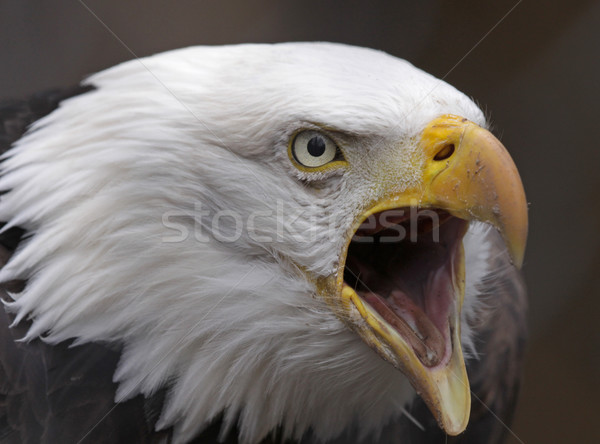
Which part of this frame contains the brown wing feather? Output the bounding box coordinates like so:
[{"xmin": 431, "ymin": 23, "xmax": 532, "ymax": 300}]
[{"xmin": 0, "ymin": 297, "xmax": 172, "ymax": 444}]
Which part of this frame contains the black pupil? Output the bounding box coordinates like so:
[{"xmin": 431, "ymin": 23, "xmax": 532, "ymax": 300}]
[{"xmin": 307, "ymin": 136, "xmax": 327, "ymax": 157}]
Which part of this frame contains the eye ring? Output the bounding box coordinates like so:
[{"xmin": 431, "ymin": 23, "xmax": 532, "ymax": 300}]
[{"xmin": 289, "ymin": 130, "xmax": 346, "ymax": 171}]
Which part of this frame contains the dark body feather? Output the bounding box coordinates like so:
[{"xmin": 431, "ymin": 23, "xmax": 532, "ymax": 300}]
[{"xmin": 0, "ymin": 89, "xmax": 526, "ymax": 444}]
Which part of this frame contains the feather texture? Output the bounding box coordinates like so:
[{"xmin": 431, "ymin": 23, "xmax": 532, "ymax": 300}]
[{"xmin": 0, "ymin": 43, "xmax": 522, "ymax": 444}]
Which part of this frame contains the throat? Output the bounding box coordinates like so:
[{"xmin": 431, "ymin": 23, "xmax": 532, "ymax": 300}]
[{"xmin": 343, "ymin": 211, "xmax": 467, "ymax": 368}]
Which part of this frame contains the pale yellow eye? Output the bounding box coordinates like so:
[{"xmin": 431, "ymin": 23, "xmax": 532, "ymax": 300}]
[{"xmin": 291, "ymin": 131, "xmax": 339, "ymax": 168}]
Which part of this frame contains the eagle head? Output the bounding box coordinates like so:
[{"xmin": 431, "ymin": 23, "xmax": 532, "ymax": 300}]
[{"xmin": 0, "ymin": 43, "xmax": 527, "ymax": 443}]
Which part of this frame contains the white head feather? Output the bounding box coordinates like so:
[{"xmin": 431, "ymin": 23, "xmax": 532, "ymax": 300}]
[{"xmin": 0, "ymin": 43, "xmax": 492, "ymax": 443}]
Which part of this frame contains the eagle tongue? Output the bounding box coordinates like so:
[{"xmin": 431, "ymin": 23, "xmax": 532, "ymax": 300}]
[{"xmin": 360, "ymin": 290, "xmax": 445, "ymax": 367}]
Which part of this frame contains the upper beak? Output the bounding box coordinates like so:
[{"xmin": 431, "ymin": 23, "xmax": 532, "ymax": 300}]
[
  {"xmin": 319, "ymin": 114, "xmax": 528, "ymax": 436},
  {"xmin": 420, "ymin": 114, "xmax": 528, "ymax": 268}
]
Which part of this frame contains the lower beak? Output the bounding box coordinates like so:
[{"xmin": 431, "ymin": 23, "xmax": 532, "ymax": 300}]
[{"xmin": 340, "ymin": 240, "xmax": 470, "ymax": 434}]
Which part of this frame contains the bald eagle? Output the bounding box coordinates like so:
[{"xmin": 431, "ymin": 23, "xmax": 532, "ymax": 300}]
[{"xmin": 0, "ymin": 43, "xmax": 527, "ymax": 444}]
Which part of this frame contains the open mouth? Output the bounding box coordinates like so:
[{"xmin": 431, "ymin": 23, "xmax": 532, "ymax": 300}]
[
  {"xmin": 342, "ymin": 208, "xmax": 468, "ymax": 369},
  {"xmin": 317, "ymin": 115, "xmax": 527, "ymax": 435}
]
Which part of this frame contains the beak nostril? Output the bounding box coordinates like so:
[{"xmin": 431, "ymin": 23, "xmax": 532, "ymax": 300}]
[{"xmin": 434, "ymin": 144, "xmax": 455, "ymax": 161}]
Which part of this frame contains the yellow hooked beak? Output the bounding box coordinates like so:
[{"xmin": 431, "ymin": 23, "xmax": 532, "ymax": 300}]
[
  {"xmin": 420, "ymin": 115, "xmax": 527, "ymax": 268},
  {"xmin": 318, "ymin": 114, "xmax": 528, "ymax": 435}
]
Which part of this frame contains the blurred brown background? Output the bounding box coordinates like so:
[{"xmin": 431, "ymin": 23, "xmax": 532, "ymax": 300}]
[{"xmin": 1, "ymin": 1, "xmax": 599, "ymax": 443}]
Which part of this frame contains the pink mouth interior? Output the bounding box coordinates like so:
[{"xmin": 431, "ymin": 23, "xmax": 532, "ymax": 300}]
[{"xmin": 344, "ymin": 209, "xmax": 466, "ymax": 368}]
